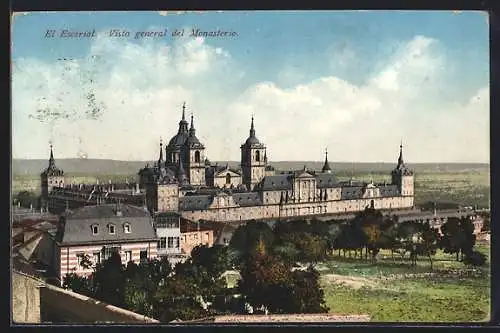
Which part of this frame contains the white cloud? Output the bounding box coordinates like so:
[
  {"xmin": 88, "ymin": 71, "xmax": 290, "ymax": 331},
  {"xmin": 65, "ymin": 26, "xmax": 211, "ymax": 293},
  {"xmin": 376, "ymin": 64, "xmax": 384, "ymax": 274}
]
[{"xmin": 12, "ymin": 35, "xmax": 489, "ymax": 163}]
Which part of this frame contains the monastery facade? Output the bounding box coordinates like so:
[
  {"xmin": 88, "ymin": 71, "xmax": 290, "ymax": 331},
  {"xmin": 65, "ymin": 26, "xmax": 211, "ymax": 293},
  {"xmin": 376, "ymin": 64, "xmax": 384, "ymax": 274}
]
[
  {"xmin": 136, "ymin": 103, "xmax": 415, "ymax": 222},
  {"xmin": 40, "ymin": 103, "xmax": 414, "ymax": 223}
]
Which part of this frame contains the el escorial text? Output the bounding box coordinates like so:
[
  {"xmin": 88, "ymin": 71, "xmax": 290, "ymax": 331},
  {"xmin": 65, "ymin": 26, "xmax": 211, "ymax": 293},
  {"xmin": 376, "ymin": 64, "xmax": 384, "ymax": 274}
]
[{"xmin": 44, "ymin": 28, "xmax": 238, "ymax": 39}]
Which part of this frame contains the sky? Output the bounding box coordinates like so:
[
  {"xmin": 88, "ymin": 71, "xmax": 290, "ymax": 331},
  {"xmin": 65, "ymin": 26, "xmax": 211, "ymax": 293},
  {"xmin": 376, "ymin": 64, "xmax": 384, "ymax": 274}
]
[{"xmin": 11, "ymin": 11, "xmax": 490, "ymax": 163}]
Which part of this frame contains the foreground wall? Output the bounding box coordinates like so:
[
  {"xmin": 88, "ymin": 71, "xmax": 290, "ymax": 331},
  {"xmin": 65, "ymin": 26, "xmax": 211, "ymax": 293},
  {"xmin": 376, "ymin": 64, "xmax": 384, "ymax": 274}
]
[
  {"xmin": 12, "ymin": 271, "xmax": 42, "ymax": 323},
  {"xmin": 39, "ymin": 284, "xmax": 159, "ymax": 323}
]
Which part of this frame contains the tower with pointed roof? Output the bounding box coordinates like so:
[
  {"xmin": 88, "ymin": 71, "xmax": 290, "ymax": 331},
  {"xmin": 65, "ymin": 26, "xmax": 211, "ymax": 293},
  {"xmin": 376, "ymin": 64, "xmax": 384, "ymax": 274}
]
[
  {"xmin": 157, "ymin": 138, "xmax": 164, "ymax": 167},
  {"xmin": 240, "ymin": 116, "xmax": 267, "ymax": 190},
  {"xmin": 40, "ymin": 143, "xmax": 65, "ymax": 210},
  {"xmin": 183, "ymin": 113, "xmax": 206, "ymax": 186},
  {"xmin": 321, "ymin": 148, "xmax": 332, "ymax": 173},
  {"xmin": 391, "ymin": 141, "xmax": 414, "ymax": 198},
  {"xmin": 165, "ymin": 102, "xmax": 190, "ymax": 169}
]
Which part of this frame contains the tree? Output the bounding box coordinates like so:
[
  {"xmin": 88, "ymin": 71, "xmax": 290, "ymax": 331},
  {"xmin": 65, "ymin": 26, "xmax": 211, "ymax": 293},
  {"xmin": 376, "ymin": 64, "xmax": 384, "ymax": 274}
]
[
  {"xmin": 62, "ymin": 273, "xmax": 93, "ymax": 297},
  {"xmin": 463, "ymin": 250, "xmax": 487, "ymax": 267},
  {"xmin": 237, "ymin": 249, "xmax": 292, "ymax": 314},
  {"xmin": 230, "ymin": 221, "xmax": 275, "ymax": 259},
  {"xmin": 416, "ymin": 222, "xmax": 440, "ymax": 270},
  {"xmin": 191, "ymin": 245, "xmax": 236, "ymax": 279},
  {"xmin": 440, "ymin": 217, "xmax": 463, "ymax": 261},
  {"xmin": 92, "ymin": 251, "xmax": 127, "ymax": 307},
  {"xmin": 362, "ymin": 224, "xmax": 381, "ymax": 263},
  {"xmin": 288, "ymin": 268, "xmax": 329, "ymax": 314},
  {"xmin": 15, "ymin": 191, "xmax": 39, "ymax": 209},
  {"xmin": 458, "ymin": 217, "xmax": 476, "ymax": 260}
]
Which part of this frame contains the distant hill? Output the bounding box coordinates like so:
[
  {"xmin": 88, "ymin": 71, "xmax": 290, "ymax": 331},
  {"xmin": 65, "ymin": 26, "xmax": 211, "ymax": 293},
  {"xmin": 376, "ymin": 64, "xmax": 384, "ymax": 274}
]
[{"xmin": 12, "ymin": 158, "xmax": 490, "ymax": 177}]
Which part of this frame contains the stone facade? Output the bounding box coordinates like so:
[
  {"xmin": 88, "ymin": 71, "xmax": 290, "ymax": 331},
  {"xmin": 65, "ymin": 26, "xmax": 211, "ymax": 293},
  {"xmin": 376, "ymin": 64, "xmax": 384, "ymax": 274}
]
[{"xmin": 40, "ymin": 104, "xmax": 415, "ymax": 226}]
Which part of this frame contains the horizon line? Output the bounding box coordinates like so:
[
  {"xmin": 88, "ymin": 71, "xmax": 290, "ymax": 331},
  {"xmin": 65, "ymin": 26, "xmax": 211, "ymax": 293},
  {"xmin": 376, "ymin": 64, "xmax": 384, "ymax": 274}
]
[{"xmin": 11, "ymin": 157, "xmax": 491, "ymax": 165}]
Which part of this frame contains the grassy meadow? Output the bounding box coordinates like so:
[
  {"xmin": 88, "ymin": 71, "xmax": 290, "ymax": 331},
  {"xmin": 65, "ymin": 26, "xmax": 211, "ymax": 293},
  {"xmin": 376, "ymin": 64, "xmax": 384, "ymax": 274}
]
[{"xmin": 319, "ymin": 243, "xmax": 491, "ymax": 322}]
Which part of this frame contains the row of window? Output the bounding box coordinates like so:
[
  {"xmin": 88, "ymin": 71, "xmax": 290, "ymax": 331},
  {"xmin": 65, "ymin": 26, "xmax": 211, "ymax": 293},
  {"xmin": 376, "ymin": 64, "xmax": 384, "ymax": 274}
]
[
  {"xmin": 158, "ymin": 237, "xmax": 180, "ymax": 249},
  {"xmin": 91, "ymin": 223, "xmax": 131, "ymax": 235},
  {"xmin": 75, "ymin": 248, "xmax": 148, "ymax": 269}
]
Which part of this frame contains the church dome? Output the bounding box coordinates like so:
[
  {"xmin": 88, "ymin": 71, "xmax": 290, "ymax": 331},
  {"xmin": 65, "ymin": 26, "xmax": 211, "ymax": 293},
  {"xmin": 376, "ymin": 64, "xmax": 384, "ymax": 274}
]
[
  {"xmin": 168, "ymin": 132, "xmax": 189, "ymax": 148},
  {"xmin": 245, "ymin": 135, "xmax": 261, "ymax": 146}
]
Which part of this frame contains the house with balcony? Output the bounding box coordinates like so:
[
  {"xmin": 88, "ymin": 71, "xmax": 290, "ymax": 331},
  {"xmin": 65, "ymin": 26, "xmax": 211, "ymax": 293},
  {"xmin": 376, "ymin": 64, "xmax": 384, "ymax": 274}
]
[{"xmin": 153, "ymin": 212, "xmax": 187, "ymax": 266}]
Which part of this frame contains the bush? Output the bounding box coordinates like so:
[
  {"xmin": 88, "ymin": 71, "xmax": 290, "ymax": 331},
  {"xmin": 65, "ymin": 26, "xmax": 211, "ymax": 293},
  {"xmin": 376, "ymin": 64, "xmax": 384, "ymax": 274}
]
[{"xmin": 463, "ymin": 251, "xmax": 487, "ymax": 267}]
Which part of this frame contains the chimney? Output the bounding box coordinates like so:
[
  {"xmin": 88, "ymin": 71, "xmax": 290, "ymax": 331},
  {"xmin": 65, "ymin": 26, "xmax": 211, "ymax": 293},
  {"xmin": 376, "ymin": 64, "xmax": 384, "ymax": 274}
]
[{"xmin": 115, "ymin": 199, "xmax": 123, "ymax": 216}]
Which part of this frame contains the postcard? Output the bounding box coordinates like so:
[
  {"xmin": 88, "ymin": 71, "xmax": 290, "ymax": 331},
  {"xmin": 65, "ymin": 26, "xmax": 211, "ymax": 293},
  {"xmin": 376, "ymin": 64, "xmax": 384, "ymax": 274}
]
[{"xmin": 11, "ymin": 10, "xmax": 490, "ymax": 325}]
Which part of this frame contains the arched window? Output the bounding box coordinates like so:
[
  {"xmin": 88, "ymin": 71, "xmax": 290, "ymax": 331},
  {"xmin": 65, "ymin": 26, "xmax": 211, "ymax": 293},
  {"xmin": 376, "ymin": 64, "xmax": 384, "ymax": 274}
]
[
  {"xmin": 123, "ymin": 223, "xmax": 131, "ymax": 233},
  {"xmin": 226, "ymin": 173, "xmax": 231, "ymax": 184},
  {"xmin": 108, "ymin": 224, "xmax": 116, "ymax": 235},
  {"xmin": 255, "ymin": 150, "xmax": 260, "ymax": 162},
  {"xmin": 194, "ymin": 151, "xmax": 201, "ymax": 163}
]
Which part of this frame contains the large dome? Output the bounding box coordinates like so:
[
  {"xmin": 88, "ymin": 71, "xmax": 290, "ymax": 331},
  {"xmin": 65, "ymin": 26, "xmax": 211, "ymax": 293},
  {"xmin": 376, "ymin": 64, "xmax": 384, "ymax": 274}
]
[{"xmin": 168, "ymin": 132, "xmax": 189, "ymax": 148}]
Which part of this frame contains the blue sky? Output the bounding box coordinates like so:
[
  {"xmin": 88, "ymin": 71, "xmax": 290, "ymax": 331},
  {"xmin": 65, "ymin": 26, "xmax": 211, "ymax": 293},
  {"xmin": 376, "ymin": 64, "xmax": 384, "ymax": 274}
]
[{"xmin": 11, "ymin": 11, "xmax": 489, "ymax": 163}]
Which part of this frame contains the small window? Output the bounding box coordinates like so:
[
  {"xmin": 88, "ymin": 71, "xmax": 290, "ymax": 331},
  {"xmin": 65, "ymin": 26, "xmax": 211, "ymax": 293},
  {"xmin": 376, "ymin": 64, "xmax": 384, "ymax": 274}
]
[
  {"xmin": 108, "ymin": 224, "xmax": 115, "ymax": 235},
  {"xmin": 124, "ymin": 223, "xmax": 131, "ymax": 233},
  {"xmin": 140, "ymin": 250, "xmax": 148, "ymax": 263},
  {"xmin": 159, "ymin": 237, "xmax": 167, "ymax": 249},
  {"xmin": 92, "ymin": 225, "xmax": 99, "ymax": 235},
  {"xmin": 92, "ymin": 252, "xmax": 101, "ymax": 265}
]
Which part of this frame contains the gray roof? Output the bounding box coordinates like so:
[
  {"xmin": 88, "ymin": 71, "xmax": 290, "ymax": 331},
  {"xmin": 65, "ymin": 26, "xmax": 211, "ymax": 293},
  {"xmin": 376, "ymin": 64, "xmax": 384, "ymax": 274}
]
[
  {"xmin": 232, "ymin": 192, "xmax": 262, "ymax": 206},
  {"xmin": 340, "ymin": 186, "xmax": 364, "ymax": 200},
  {"xmin": 59, "ymin": 204, "xmax": 157, "ymax": 245},
  {"xmin": 168, "ymin": 132, "xmax": 189, "ymax": 148},
  {"xmin": 181, "ymin": 195, "xmax": 213, "ymax": 211},
  {"xmin": 260, "ymin": 174, "xmax": 293, "ymax": 191},
  {"xmin": 379, "ymin": 184, "xmax": 400, "ymax": 197},
  {"xmin": 316, "ymin": 173, "xmax": 340, "ymax": 188}
]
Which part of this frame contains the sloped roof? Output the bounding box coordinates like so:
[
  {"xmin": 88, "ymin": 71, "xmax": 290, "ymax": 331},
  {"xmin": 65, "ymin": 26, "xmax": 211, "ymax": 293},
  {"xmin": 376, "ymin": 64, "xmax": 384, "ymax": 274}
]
[{"xmin": 59, "ymin": 204, "xmax": 157, "ymax": 245}]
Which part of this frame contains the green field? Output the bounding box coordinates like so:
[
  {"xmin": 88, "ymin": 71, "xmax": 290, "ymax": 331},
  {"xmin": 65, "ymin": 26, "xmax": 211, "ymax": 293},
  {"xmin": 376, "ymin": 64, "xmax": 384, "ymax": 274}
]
[{"xmin": 319, "ymin": 244, "xmax": 491, "ymax": 322}]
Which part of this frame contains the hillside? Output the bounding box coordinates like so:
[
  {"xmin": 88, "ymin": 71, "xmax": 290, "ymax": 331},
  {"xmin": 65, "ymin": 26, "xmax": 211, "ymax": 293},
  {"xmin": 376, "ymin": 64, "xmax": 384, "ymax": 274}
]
[{"xmin": 12, "ymin": 158, "xmax": 490, "ymax": 176}]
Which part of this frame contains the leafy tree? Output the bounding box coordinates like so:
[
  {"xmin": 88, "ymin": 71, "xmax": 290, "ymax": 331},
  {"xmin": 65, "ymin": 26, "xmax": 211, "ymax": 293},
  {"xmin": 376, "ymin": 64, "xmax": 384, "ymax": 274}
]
[
  {"xmin": 191, "ymin": 245, "xmax": 235, "ymax": 278},
  {"xmin": 288, "ymin": 268, "xmax": 329, "ymax": 314},
  {"xmin": 463, "ymin": 250, "xmax": 487, "ymax": 267},
  {"xmin": 92, "ymin": 251, "xmax": 127, "ymax": 308},
  {"xmin": 230, "ymin": 221, "xmax": 275, "ymax": 259},
  {"xmin": 272, "ymin": 241, "xmax": 300, "ymax": 265},
  {"xmin": 363, "ymin": 224, "xmax": 381, "ymax": 263},
  {"xmin": 415, "ymin": 222, "xmax": 440, "ymax": 270},
  {"xmin": 154, "ymin": 273, "xmax": 210, "ymax": 322},
  {"xmin": 440, "ymin": 217, "xmax": 463, "ymax": 261},
  {"xmin": 62, "ymin": 273, "xmax": 93, "ymax": 297},
  {"xmin": 458, "ymin": 217, "xmax": 476, "ymax": 260},
  {"xmin": 15, "ymin": 191, "xmax": 39, "ymax": 209}
]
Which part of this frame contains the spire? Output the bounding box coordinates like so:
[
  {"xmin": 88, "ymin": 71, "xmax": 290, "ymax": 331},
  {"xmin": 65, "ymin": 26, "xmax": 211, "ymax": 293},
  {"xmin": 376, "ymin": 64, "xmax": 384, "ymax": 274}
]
[
  {"xmin": 158, "ymin": 137, "xmax": 164, "ymax": 166},
  {"xmin": 250, "ymin": 115, "xmax": 256, "ymax": 138},
  {"xmin": 189, "ymin": 113, "xmax": 196, "ymax": 136},
  {"xmin": 398, "ymin": 140, "xmax": 404, "ymax": 167},
  {"xmin": 178, "ymin": 102, "xmax": 189, "ymax": 134},
  {"xmin": 322, "ymin": 147, "xmax": 332, "ymax": 173},
  {"xmin": 48, "ymin": 142, "xmax": 55, "ymax": 168},
  {"xmin": 264, "ymin": 150, "xmax": 268, "ymax": 164}
]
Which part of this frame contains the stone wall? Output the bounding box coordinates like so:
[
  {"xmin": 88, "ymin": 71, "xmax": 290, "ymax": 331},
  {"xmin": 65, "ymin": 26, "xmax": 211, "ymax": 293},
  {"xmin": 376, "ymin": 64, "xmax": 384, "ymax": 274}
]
[
  {"xmin": 39, "ymin": 284, "xmax": 159, "ymax": 323},
  {"xmin": 12, "ymin": 271, "xmax": 41, "ymax": 323}
]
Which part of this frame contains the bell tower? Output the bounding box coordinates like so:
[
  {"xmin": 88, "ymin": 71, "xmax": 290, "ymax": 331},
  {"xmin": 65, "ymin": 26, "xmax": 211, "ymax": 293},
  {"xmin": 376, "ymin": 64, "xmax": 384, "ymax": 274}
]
[{"xmin": 240, "ymin": 116, "xmax": 266, "ymax": 191}]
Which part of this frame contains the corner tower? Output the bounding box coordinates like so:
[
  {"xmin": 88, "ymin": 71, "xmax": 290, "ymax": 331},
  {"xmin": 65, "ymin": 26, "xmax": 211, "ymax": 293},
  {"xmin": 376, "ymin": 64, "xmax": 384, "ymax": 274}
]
[
  {"xmin": 40, "ymin": 143, "xmax": 65, "ymax": 208},
  {"xmin": 391, "ymin": 142, "xmax": 414, "ymax": 197},
  {"xmin": 240, "ymin": 116, "xmax": 266, "ymax": 191}
]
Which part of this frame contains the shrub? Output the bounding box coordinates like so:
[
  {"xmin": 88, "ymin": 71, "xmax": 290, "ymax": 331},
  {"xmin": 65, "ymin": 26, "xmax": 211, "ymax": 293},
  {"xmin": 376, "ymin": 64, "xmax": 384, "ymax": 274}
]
[{"xmin": 463, "ymin": 250, "xmax": 487, "ymax": 267}]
